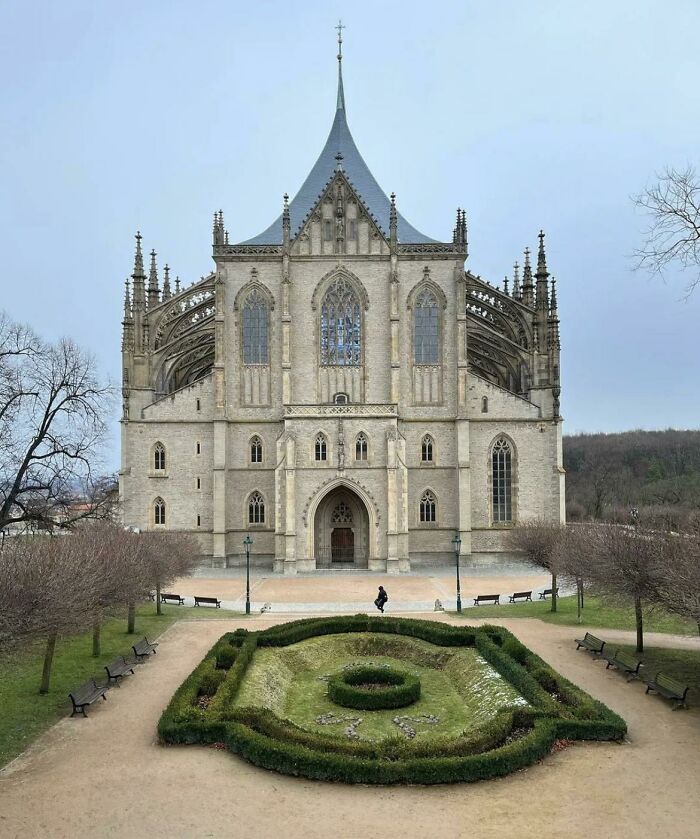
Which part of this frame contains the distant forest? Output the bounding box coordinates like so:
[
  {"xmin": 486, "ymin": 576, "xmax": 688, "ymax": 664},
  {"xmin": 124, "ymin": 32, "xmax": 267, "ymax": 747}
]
[{"xmin": 564, "ymin": 429, "xmax": 700, "ymax": 531}]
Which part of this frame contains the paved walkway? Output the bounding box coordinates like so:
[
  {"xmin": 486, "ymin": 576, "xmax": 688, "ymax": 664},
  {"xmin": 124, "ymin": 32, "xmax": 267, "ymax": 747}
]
[{"xmin": 1, "ymin": 613, "xmax": 698, "ymax": 838}]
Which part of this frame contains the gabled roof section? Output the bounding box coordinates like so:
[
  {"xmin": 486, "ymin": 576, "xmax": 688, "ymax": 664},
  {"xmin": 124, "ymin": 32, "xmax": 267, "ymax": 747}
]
[{"xmin": 242, "ymin": 44, "xmax": 435, "ymax": 246}]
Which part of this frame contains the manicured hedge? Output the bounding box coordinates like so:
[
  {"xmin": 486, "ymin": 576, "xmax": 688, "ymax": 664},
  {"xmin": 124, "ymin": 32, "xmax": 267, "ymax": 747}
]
[
  {"xmin": 158, "ymin": 615, "xmax": 627, "ymax": 784},
  {"xmin": 328, "ymin": 665, "xmax": 421, "ymax": 710}
]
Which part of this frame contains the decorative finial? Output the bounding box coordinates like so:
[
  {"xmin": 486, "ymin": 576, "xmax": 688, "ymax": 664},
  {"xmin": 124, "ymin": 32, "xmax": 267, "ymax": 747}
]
[
  {"xmin": 503, "ymin": 276, "xmax": 510, "ymax": 296},
  {"xmin": 162, "ymin": 264, "xmax": 171, "ymax": 300},
  {"xmin": 175, "ymin": 275, "xmax": 181, "ymax": 294},
  {"xmin": 550, "ymin": 277, "xmax": 558, "ymax": 311},
  {"xmin": 522, "ymin": 247, "xmax": 534, "ymax": 308},
  {"xmin": 123, "ymin": 278, "xmax": 132, "ymax": 317},
  {"xmin": 335, "ymin": 20, "xmax": 346, "ymax": 111},
  {"xmin": 335, "ymin": 151, "xmax": 344, "ymax": 172},
  {"xmin": 132, "ymin": 231, "xmax": 145, "ymax": 278},
  {"xmin": 147, "ymin": 250, "xmax": 160, "ymax": 307},
  {"xmin": 536, "ymin": 229, "xmax": 549, "ymax": 278},
  {"xmin": 512, "ymin": 261, "xmax": 521, "ymax": 299}
]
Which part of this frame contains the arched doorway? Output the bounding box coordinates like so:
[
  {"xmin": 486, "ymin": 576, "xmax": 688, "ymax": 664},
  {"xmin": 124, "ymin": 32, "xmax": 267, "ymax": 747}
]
[{"xmin": 313, "ymin": 486, "xmax": 370, "ymax": 569}]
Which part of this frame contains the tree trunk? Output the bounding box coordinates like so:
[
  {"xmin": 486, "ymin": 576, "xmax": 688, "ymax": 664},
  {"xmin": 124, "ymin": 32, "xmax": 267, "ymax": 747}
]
[
  {"xmin": 156, "ymin": 581, "xmax": 162, "ymax": 616},
  {"xmin": 634, "ymin": 596, "xmax": 644, "ymax": 653},
  {"xmin": 550, "ymin": 572, "xmax": 557, "ymax": 613},
  {"xmin": 39, "ymin": 633, "xmax": 57, "ymax": 694},
  {"xmin": 92, "ymin": 619, "xmax": 101, "ymax": 657},
  {"xmin": 127, "ymin": 602, "xmax": 136, "ymax": 634}
]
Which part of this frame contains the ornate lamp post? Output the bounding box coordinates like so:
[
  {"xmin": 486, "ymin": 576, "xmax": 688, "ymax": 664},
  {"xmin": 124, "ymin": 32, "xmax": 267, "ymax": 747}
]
[
  {"xmin": 451, "ymin": 533, "xmax": 462, "ymax": 613},
  {"xmin": 243, "ymin": 535, "xmax": 253, "ymax": 615}
]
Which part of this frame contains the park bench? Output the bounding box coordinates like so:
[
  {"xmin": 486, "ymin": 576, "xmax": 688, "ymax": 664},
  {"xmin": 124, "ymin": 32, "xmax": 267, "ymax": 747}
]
[
  {"xmin": 538, "ymin": 587, "xmax": 559, "ymax": 600},
  {"xmin": 473, "ymin": 594, "xmax": 500, "ymax": 606},
  {"xmin": 194, "ymin": 595, "xmax": 221, "ymax": 608},
  {"xmin": 644, "ymin": 671, "xmax": 690, "ymax": 709},
  {"xmin": 161, "ymin": 592, "xmax": 185, "ymax": 605},
  {"xmin": 132, "ymin": 637, "xmax": 158, "ymax": 660},
  {"xmin": 575, "ymin": 632, "xmax": 606, "ymax": 655},
  {"xmin": 69, "ymin": 678, "xmax": 108, "ymax": 717},
  {"xmin": 604, "ymin": 649, "xmax": 643, "ymax": 680},
  {"xmin": 509, "ymin": 590, "xmax": 532, "ymax": 603},
  {"xmin": 104, "ymin": 655, "xmax": 135, "ymax": 686}
]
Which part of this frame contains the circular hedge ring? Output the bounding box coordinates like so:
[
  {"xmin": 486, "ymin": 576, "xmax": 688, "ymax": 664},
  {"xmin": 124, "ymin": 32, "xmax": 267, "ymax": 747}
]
[{"xmin": 328, "ymin": 665, "xmax": 421, "ymax": 710}]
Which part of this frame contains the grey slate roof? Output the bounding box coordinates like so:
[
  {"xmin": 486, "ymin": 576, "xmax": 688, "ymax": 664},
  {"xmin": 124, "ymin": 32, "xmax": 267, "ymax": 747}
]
[{"xmin": 242, "ymin": 67, "xmax": 435, "ymax": 245}]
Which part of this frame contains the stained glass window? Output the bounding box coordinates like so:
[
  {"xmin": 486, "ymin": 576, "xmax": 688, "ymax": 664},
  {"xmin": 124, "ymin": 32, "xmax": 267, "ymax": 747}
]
[
  {"xmin": 492, "ymin": 438, "xmax": 513, "ymax": 523},
  {"xmin": 320, "ymin": 278, "xmax": 361, "ymax": 366},
  {"xmin": 414, "ymin": 289, "xmax": 439, "ymax": 364},
  {"xmin": 248, "ymin": 491, "xmax": 265, "ymax": 524},
  {"xmin": 242, "ymin": 290, "xmax": 268, "ymax": 364},
  {"xmin": 419, "ymin": 490, "xmax": 436, "ymax": 523}
]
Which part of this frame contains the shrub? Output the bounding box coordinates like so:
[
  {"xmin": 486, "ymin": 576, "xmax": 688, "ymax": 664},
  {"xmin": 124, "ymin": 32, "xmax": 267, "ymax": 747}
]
[
  {"xmin": 328, "ymin": 665, "xmax": 421, "ymax": 710},
  {"xmin": 215, "ymin": 644, "xmax": 238, "ymax": 670}
]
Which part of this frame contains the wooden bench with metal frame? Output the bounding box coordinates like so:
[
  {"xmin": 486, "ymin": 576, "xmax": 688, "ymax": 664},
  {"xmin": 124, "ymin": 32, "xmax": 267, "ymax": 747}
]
[
  {"xmin": 473, "ymin": 594, "xmax": 500, "ymax": 606},
  {"xmin": 575, "ymin": 632, "xmax": 606, "ymax": 655},
  {"xmin": 69, "ymin": 678, "xmax": 108, "ymax": 717},
  {"xmin": 644, "ymin": 672, "xmax": 690, "ymax": 709},
  {"xmin": 604, "ymin": 648, "xmax": 643, "ymax": 680},
  {"xmin": 509, "ymin": 590, "xmax": 532, "ymax": 603},
  {"xmin": 193, "ymin": 595, "xmax": 221, "ymax": 608}
]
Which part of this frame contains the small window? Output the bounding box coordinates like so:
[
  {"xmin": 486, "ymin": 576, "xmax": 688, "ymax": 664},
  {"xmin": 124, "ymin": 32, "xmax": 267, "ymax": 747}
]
[
  {"xmin": 154, "ymin": 497, "xmax": 166, "ymax": 526},
  {"xmin": 481, "ymin": 396, "xmax": 488, "ymax": 413},
  {"xmin": 323, "ymin": 220, "xmax": 333, "ymax": 241},
  {"xmin": 248, "ymin": 491, "xmax": 265, "ymax": 524},
  {"xmin": 355, "ymin": 433, "xmax": 367, "ymax": 461},
  {"xmin": 154, "ymin": 443, "xmax": 166, "ymax": 471},
  {"xmin": 421, "ymin": 435, "xmax": 434, "ymax": 464},
  {"xmin": 419, "ymin": 490, "xmax": 436, "ymax": 523},
  {"xmin": 250, "ymin": 436, "xmax": 263, "ymax": 463},
  {"xmin": 315, "ymin": 434, "xmax": 327, "ymax": 462},
  {"xmin": 196, "ymin": 477, "xmax": 201, "ymax": 490},
  {"xmin": 196, "ymin": 398, "xmax": 201, "ymax": 412},
  {"xmin": 196, "ymin": 442, "xmax": 201, "ymax": 455},
  {"xmin": 196, "ymin": 514, "xmax": 201, "ymax": 527},
  {"xmin": 334, "ymin": 392, "xmax": 349, "ymax": 405}
]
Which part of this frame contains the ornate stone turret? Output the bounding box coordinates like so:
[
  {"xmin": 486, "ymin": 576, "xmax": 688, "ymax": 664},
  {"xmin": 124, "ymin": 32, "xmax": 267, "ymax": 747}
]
[
  {"xmin": 521, "ymin": 247, "xmax": 534, "ymax": 309},
  {"xmin": 213, "ymin": 210, "xmax": 225, "ymax": 246},
  {"xmin": 512, "ymin": 261, "xmax": 521, "ymax": 300},
  {"xmin": 162, "ymin": 264, "xmax": 172, "ymax": 301},
  {"xmin": 131, "ymin": 232, "xmax": 146, "ymax": 353},
  {"xmin": 282, "ymin": 193, "xmax": 290, "ymax": 251},
  {"xmin": 503, "ymin": 275, "xmax": 510, "ymax": 296},
  {"xmin": 389, "ymin": 192, "xmax": 397, "ymax": 249},
  {"xmin": 147, "ymin": 250, "xmax": 160, "ymax": 308},
  {"xmin": 121, "ymin": 279, "xmax": 133, "ymax": 351}
]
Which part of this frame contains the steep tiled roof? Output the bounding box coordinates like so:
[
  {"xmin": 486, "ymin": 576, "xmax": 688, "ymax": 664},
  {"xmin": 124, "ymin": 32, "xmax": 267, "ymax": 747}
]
[{"xmin": 242, "ymin": 59, "xmax": 435, "ymax": 245}]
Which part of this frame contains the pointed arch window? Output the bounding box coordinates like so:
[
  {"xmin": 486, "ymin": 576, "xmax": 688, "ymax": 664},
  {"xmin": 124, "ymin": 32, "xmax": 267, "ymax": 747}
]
[
  {"xmin": 414, "ymin": 289, "xmax": 439, "ymax": 364},
  {"xmin": 419, "ymin": 490, "xmax": 437, "ymax": 523},
  {"xmin": 154, "ymin": 497, "xmax": 166, "ymax": 526},
  {"xmin": 153, "ymin": 442, "xmax": 166, "ymax": 472},
  {"xmin": 250, "ymin": 435, "xmax": 263, "ymax": 464},
  {"xmin": 315, "ymin": 434, "xmax": 327, "ymax": 462},
  {"xmin": 248, "ymin": 491, "xmax": 265, "ymax": 524},
  {"xmin": 320, "ymin": 277, "xmax": 361, "ymax": 366},
  {"xmin": 421, "ymin": 434, "xmax": 434, "ymax": 464},
  {"xmin": 355, "ymin": 433, "xmax": 368, "ymax": 461},
  {"xmin": 242, "ymin": 289, "xmax": 269, "ymax": 364},
  {"xmin": 492, "ymin": 438, "xmax": 513, "ymax": 523}
]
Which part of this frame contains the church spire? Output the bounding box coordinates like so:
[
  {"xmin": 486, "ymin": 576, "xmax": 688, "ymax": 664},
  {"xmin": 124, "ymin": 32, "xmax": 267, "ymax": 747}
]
[
  {"xmin": 131, "ymin": 232, "xmax": 146, "ymax": 309},
  {"xmin": 335, "ymin": 20, "xmax": 346, "ymax": 111},
  {"xmin": 535, "ymin": 230, "xmax": 550, "ymax": 313},
  {"xmin": 147, "ymin": 249, "xmax": 160, "ymax": 308}
]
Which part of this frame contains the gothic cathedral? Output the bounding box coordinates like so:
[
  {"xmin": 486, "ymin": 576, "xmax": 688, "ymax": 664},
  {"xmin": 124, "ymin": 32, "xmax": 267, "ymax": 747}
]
[{"xmin": 119, "ymin": 39, "xmax": 565, "ymax": 573}]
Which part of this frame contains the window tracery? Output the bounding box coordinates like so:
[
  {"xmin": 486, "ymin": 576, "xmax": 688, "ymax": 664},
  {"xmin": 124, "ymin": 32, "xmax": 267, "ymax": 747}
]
[
  {"xmin": 250, "ymin": 436, "xmax": 263, "ymax": 463},
  {"xmin": 242, "ymin": 289, "xmax": 269, "ymax": 364},
  {"xmin": 355, "ymin": 433, "xmax": 368, "ymax": 461},
  {"xmin": 320, "ymin": 277, "xmax": 361, "ymax": 366},
  {"xmin": 492, "ymin": 438, "xmax": 513, "ymax": 523},
  {"xmin": 154, "ymin": 497, "xmax": 166, "ymax": 526},
  {"xmin": 419, "ymin": 490, "xmax": 436, "ymax": 523},
  {"xmin": 421, "ymin": 435, "xmax": 434, "ymax": 464},
  {"xmin": 248, "ymin": 491, "xmax": 265, "ymax": 524},
  {"xmin": 315, "ymin": 434, "xmax": 328, "ymax": 461},
  {"xmin": 153, "ymin": 442, "xmax": 166, "ymax": 471},
  {"xmin": 331, "ymin": 502, "xmax": 353, "ymax": 524},
  {"xmin": 414, "ymin": 289, "xmax": 439, "ymax": 364}
]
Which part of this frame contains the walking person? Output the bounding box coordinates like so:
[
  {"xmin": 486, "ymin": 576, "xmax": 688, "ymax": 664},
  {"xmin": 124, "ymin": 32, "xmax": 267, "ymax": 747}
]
[{"xmin": 374, "ymin": 585, "xmax": 388, "ymax": 613}]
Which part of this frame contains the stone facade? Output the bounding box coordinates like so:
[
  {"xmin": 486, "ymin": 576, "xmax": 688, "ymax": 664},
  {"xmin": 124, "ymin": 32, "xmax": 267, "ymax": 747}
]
[{"xmin": 119, "ymin": 46, "xmax": 564, "ymax": 573}]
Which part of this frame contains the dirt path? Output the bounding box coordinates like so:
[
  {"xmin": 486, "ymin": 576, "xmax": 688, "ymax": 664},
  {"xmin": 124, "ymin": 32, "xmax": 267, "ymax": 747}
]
[{"xmin": 1, "ymin": 615, "xmax": 698, "ymax": 839}]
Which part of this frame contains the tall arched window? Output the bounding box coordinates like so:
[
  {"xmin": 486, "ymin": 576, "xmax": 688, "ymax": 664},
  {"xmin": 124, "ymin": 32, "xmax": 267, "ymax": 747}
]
[
  {"xmin": 250, "ymin": 436, "xmax": 263, "ymax": 463},
  {"xmin": 242, "ymin": 289, "xmax": 269, "ymax": 364},
  {"xmin": 315, "ymin": 434, "xmax": 327, "ymax": 461},
  {"xmin": 492, "ymin": 438, "xmax": 513, "ymax": 523},
  {"xmin": 248, "ymin": 491, "xmax": 265, "ymax": 524},
  {"xmin": 419, "ymin": 490, "xmax": 436, "ymax": 523},
  {"xmin": 320, "ymin": 277, "xmax": 361, "ymax": 366},
  {"xmin": 414, "ymin": 289, "xmax": 439, "ymax": 364},
  {"xmin": 154, "ymin": 497, "xmax": 166, "ymax": 526},
  {"xmin": 355, "ymin": 433, "xmax": 368, "ymax": 461},
  {"xmin": 421, "ymin": 434, "xmax": 434, "ymax": 464},
  {"xmin": 153, "ymin": 442, "xmax": 166, "ymax": 471}
]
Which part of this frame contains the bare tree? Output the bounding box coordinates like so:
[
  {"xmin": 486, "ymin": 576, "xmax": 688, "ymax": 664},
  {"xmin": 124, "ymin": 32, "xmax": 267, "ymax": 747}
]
[
  {"xmin": 0, "ymin": 312, "xmax": 114, "ymax": 534},
  {"xmin": 585, "ymin": 525, "xmax": 662, "ymax": 652},
  {"xmin": 0, "ymin": 535, "xmax": 100, "ymax": 692},
  {"xmin": 633, "ymin": 166, "xmax": 700, "ymax": 296},
  {"xmin": 654, "ymin": 533, "xmax": 700, "ymax": 635},
  {"xmin": 140, "ymin": 531, "xmax": 200, "ymax": 615},
  {"xmin": 510, "ymin": 520, "xmax": 565, "ymax": 612}
]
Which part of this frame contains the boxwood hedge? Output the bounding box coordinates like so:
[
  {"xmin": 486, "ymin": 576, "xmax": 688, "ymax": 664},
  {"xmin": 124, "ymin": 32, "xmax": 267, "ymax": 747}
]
[
  {"xmin": 158, "ymin": 615, "xmax": 626, "ymax": 784},
  {"xmin": 328, "ymin": 665, "xmax": 421, "ymax": 710}
]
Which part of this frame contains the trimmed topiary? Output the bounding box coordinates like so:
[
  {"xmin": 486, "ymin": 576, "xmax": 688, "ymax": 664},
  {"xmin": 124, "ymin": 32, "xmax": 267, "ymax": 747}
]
[
  {"xmin": 158, "ymin": 616, "xmax": 627, "ymax": 784},
  {"xmin": 328, "ymin": 665, "xmax": 421, "ymax": 710}
]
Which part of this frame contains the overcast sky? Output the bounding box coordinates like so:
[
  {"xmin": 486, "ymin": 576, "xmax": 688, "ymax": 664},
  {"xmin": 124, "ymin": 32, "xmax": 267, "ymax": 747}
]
[{"xmin": 1, "ymin": 0, "xmax": 699, "ymax": 470}]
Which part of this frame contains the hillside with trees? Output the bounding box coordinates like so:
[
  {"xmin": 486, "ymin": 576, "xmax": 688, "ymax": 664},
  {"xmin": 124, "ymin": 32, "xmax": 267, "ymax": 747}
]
[{"xmin": 564, "ymin": 429, "xmax": 700, "ymax": 531}]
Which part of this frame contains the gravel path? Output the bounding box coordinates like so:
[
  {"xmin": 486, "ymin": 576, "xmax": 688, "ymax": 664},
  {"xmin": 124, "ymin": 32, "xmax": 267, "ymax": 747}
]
[{"xmin": 1, "ymin": 614, "xmax": 698, "ymax": 839}]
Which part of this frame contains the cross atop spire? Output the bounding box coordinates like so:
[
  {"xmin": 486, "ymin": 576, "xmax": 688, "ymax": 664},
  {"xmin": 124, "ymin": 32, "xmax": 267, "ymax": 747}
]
[{"xmin": 335, "ymin": 20, "xmax": 346, "ymax": 111}]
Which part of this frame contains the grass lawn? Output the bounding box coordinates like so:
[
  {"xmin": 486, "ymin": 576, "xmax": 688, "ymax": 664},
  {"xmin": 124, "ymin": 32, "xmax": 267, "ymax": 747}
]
[
  {"xmin": 234, "ymin": 632, "xmax": 529, "ymax": 742},
  {"xmin": 460, "ymin": 594, "xmax": 697, "ymax": 636},
  {"xmin": 0, "ymin": 603, "xmax": 241, "ymax": 769},
  {"xmin": 613, "ymin": 645, "xmax": 700, "ymax": 706}
]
